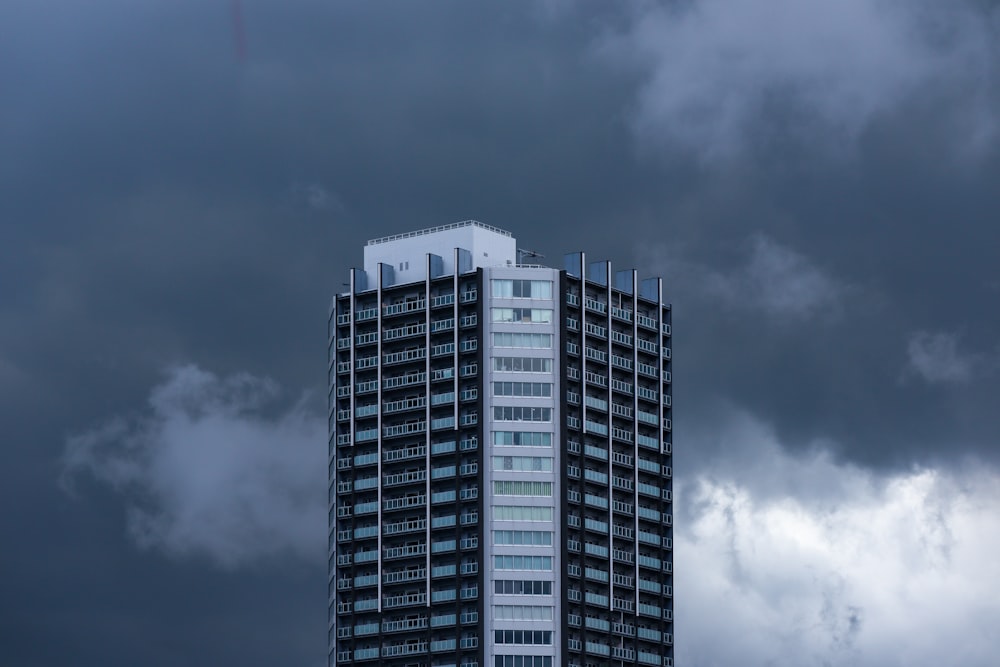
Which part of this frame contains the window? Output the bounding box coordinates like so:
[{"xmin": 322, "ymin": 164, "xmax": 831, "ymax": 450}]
[
  {"xmin": 493, "ymin": 481, "xmax": 552, "ymax": 496},
  {"xmin": 493, "ymin": 382, "xmax": 552, "ymax": 397},
  {"xmin": 493, "ymin": 530, "xmax": 553, "ymax": 546},
  {"xmin": 493, "ymin": 555, "xmax": 553, "ymax": 571},
  {"xmin": 493, "ymin": 406, "xmax": 551, "ymax": 422},
  {"xmin": 492, "ymin": 431, "xmax": 552, "ymax": 447},
  {"xmin": 491, "ymin": 308, "xmax": 552, "ymax": 323},
  {"xmin": 494, "ymin": 580, "xmax": 553, "ymax": 595},
  {"xmin": 492, "ymin": 456, "xmax": 553, "ymax": 472},
  {"xmin": 491, "ymin": 332, "xmax": 552, "ymax": 348},
  {"xmin": 492, "ymin": 605, "xmax": 554, "ymax": 621},
  {"xmin": 495, "ymin": 657, "xmax": 552, "ymax": 667},
  {"xmin": 491, "ymin": 279, "xmax": 553, "ymax": 299},
  {"xmin": 492, "ymin": 506, "xmax": 553, "ymax": 521},
  {"xmin": 495, "ymin": 630, "xmax": 553, "ymax": 645},
  {"xmin": 492, "ymin": 357, "xmax": 552, "ymax": 373}
]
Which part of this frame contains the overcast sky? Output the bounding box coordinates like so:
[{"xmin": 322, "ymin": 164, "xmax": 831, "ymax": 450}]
[{"xmin": 3, "ymin": 1, "xmax": 1000, "ymax": 666}]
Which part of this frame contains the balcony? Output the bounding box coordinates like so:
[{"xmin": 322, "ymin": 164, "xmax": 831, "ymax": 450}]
[
  {"xmin": 384, "ymin": 371, "xmax": 426, "ymax": 390},
  {"xmin": 637, "ymin": 314, "xmax": 657, "ymax": 330},
  {"xmin": 383, "ymin": 543, "xmax": 426, "ymax": 560},
  {"xmin": 355, "ymin": 332, "xmax": 378, "ymax": 346},
  {"xmin": 356, "ymin": 379, "xmax": 378, "ymax": 395},
  {"xmin": 431, "ymin": 440, "xmax": 456, "ymax": 455},
  {"xmin": 383, "ymin": 567, "xmax": 426, "ymax": 585},
  {"xmin": 611, "ymin": 354, "xmax": 633, "ymax": 371},
  {"xmin": 383, "ymin": 494, "xmax": 426, "ymax": 512},
  {"xmin": 431, "ymin": 368, "xmax": 455, "ymax": 382},
  {"xmin": 430, "ymin": 318, "xmax": 455, "ymax": 333},
  {"xmin": 355, "ymin": 307, "xmax": 378, "ymax": 322},
  {"xmin": 382, "ymin": 641, "xmax": 429, "ymax": 658},
  {"xmin": 383, "ymin": 348, "xmax": 426, "ymax": 366},
  {"xmin": 384, "ymin": 322, "xmax": 427, "ymax": 341},
  {"xmin": 383, "ymin": 299, "xmax": 426, "ymax": 317},
  {"xmin": 431, "ymin": 342, "xmax": 456, "ymax": 357},
  {"xmin": 384, "ymin": 444, "xmax": 426, "ymax": 463},
  {"xmin": 431, "ymin": 293, "xmax": 455, "ymax": 308},
  {"xmin": 383, "ymin": 469, "xmax": 427, "ymax": 487},
  {"xmin": 384, "ymin": 396, "xmax": 427, "ymax": 414},
  {"xmin": 382, "ymin": 519, "xmax": 427, "ymax": 537},
  {"xmin": 611, "ymin": 306, "xmax": 632, "ymax": 322},
  {"xmin": 610, "ymin": 329, "xmax": 632, "ymax": 345},
  {"xmin": 383, "ymin": 421, "xmax": 426, "ymax": 438},
  {"xmin": 636, "ymin": 339, "xmax": 658, "ymax": 355}
]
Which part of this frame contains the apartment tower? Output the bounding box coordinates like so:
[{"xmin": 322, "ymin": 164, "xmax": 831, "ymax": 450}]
[{"xmin": 328, "ymin": 221, "xmax": 673, "ymax": 667}]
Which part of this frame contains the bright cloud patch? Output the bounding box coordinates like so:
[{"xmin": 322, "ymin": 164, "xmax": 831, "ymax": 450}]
[
  {"xmin": 61, "ymin": 368, "xmax": 1000, "ymax": 666},
  {"xmin": 639, "ymin": 234, "xmax": 844, "ymax": 321},
  {"xmin": 905, "ymin": 330, "xmax": 978, "ymax": 384},
  {"xmin": 604, "ymin": 0, "xmax": 999, "ymax": 160},
  {"xmin": 62, "ymin": 364, "xmax": 325, "ymax": 568},
  {"xmin": 677, "ymin": 414, "xmax": 1000, "ymax": 666}
]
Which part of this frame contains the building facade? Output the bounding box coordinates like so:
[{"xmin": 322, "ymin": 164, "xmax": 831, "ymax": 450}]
[{"xmin": 328, "ymin": 221, "xmax": 673, "ymax": 667}]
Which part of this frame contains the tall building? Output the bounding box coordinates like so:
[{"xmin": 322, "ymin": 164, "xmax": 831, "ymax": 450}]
[{"xmin": 328, "ymin": 221, "xmax": 673, "ymax": 667}]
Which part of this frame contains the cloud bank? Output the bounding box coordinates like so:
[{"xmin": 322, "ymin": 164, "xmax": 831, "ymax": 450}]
[
  {"xmin": 677, "ymin": 409, "xmax": 1000, "ymax": 667},
  {"xmin": 605, "ymin": 0, "xmax": 999, "ymax": 160},
  {"xmin": 640, "ymin": 233, "xmax": 845, "ymax": 321},
  {"xmin": 62, "ymin": 365, "xmax": 325, "ymax": 568},
  {"xmin": 905, "ymin": 330, "xmax": 982, "ymax": 384},
  {"xmin": 62, "ymin": 368, "xmax": 1000, "ymax": 665}
]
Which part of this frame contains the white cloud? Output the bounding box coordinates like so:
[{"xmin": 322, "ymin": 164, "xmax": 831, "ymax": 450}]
[
  {"xmin": 905, "ymin": 330, "xmax": 979, "ymax": 384},
  {"xmin": 640, "ymin": 234, "xmax": 844, "ymax": 320},
  {"xmin": 677, "ymin": 408, "xmax": 1000, "ymax": 666},
  {"xmin": 716, "ymin": 235, "xmax": 843, "ymax": 318},
  {"xmin": 291, "ymin": 182, "xmax": 345, "ymax": 212},
  {"xmin": 61, "ymin": 368, "xmax": 1000, "ymax": 666},
  {"xmin": 602, "ymin": 0, "xmax": 999, "ymax": 161},
  {"xmin": 62, "ymin": 364, "xmax": 325, "ymax": 568}
]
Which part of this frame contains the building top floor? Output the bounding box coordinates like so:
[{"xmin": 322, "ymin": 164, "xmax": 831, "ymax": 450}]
[
  {"xmin": 338, "ymin": 219, "xmax": 667, "ymax": 307},
  {"xmin": 362, "ymin": 220, "xmax": 517, "ymax": 287}
]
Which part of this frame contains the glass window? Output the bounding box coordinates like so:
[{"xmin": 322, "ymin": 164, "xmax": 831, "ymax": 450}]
[
  {"xmin": 491, "ymin": 456, "xmax": 553, "ymax": 472},
  {"xmin": 491, "ymin": 431, "xmax": 552, "ymax": 447},
  {"xmin": 493, "ymin": 381, "xmax": 552, "ymax": 397},
  {"xmin": 492, "ymin": 357, "xmax": 553, "ymax": 373},
  {"xmin": 493, "ymin": 406, "xmax": 552, "ymax": 422},
  {"xmin": 491, "ymin": 280, "xmax": 553, "ymax": 299},
  {"xmin": 491, "ymin": 333, "xmax": 552, "ymax": 348},
  {"xmin": 491, "ymin": 308, "xmax": 552, "ymax": 323}
]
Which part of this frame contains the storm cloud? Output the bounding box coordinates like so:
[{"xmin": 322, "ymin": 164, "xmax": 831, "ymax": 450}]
[
  {"xmin": 62, "ymin": 365, "xmax": 325, "ymax": 568},
  {"xmin": 605, "ymin": 0, "xmax": 1000, "ymax": 161},
  {"xmin": 3, "ymin": 1, "xmax": 999, "ymax": 666},
  {"xmin": 677, "ymin": 416, "xmax": 1000, "ymax": 666}
]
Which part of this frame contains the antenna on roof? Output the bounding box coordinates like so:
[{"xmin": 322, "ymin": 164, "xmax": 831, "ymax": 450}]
[{"xmin": 517, "ymin": 248, "xmax": 545, "ymax": 264}]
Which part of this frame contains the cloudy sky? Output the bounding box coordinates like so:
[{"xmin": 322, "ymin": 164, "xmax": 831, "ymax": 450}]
[{"xmin": 3, "ymin": 1, "xmax": 1000, "ymax": 665}]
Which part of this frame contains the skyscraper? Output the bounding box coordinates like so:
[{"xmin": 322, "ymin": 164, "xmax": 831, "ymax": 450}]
[{"xmin": 328, "ymin": 221, "xmax": 673, "ymax": 667}]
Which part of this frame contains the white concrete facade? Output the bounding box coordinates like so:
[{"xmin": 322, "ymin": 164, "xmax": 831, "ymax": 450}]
[
  {"xmin": 363, "ymin": 221, "xmax": 517, "ymax": 287},
  {"xmin": 482, "ymin": 266, "xmax": 561, "ymax": 667}
]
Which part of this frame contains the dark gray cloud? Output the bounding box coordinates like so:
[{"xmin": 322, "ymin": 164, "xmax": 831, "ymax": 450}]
[
  {"xmin": 604, "ymin": 0, "xmax": 1000, "ymax": 161},
  {"xmin": 61, "ymin": 364, "xmax": 324, "ymax": 568},
  {"xmin": 674, "ymin": 410, "xmax": 1000, "ymax": 667},
  {"xmin": 2, "ymin": 0, "xmax": 999, "ymax": 665}
]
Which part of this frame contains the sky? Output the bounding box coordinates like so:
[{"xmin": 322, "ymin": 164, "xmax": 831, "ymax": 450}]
[{"xmin": 2, "ymin": 1, "xmax": 1000, "ymax": 665}]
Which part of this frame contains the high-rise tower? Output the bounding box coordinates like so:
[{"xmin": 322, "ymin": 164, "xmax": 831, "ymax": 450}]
[{"xmin": 328, "ymin": 221, "xmax": 673, "ymax": 667}]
